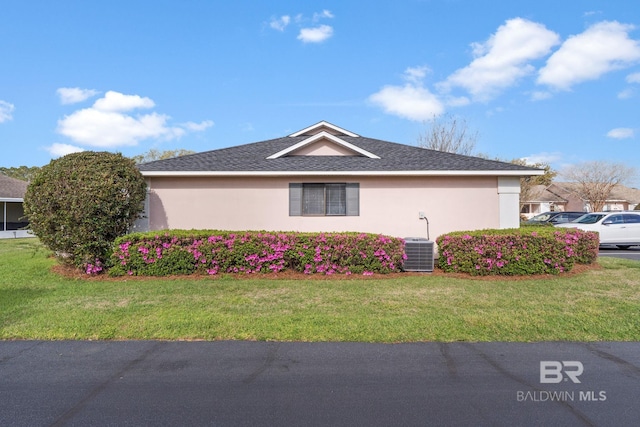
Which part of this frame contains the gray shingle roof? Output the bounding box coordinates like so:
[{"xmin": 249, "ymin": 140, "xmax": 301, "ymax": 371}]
[
  {"xmin": 0, "ymin": 174, "xmax": 28, "ymax": 199},
  {"xmin": 139, "ymin": 132, "xmax": 540, "ymax": 175}
]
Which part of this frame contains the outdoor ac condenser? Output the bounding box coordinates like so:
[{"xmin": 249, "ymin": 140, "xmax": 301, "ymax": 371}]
[{"xmin": 403, "ymin": 237, "xmax": 435, "ymax": 272}]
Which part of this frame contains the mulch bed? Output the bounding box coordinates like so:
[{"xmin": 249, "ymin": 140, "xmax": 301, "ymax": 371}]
[{"xmin": 52, "ymin": 262, "xmax": 602, "ymax": 282}]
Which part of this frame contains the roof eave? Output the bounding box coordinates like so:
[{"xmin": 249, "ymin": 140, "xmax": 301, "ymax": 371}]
[{"xmin": 141, "ymin": 170, "xmax": 543, "ymax": 177}]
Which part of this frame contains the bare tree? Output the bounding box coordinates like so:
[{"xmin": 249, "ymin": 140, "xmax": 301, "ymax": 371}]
[
  {"xmin": 132, "ymin": 148, "xmax": 196, "ymax": 164},
  {"xmin": 561, "ymin": 161, "xmax": 637, "ymax": 212},
  {"xmin": 417, "ymin": 113, "xmax": 479, "ymax": 156},
  {"xmin": 511, "ymin": 159, "xmax": 557, "ymax": 210}
]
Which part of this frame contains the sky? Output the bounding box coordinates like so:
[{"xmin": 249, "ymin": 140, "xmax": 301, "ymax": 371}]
[{"xmin": 1, "ymin": 0, "xmax": 639, "ymax": 185}]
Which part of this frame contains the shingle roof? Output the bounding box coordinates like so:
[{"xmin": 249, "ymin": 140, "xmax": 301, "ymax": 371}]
[
  {"xmin": 551, "ymin": 182, "xmax": 640, "ymax": 203},
  {"xmin": 526, "ymin": 185, "xmax": 568, "ymax": 203},
  {"xmin": 0, "ymin": 174, "xmax": 28, "ymax": 199},
  {"xmin": 139, "ymin": 124, "xmax": 541, "ymax": 176}
]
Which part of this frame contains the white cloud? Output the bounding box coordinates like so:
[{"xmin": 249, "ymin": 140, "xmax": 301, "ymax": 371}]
[
  {"xmin": 627, "ymin": 72, "xmax": 640, "ymax": 83},
  {"xmin": 404, "ymin": 66, "xmax": 429, "ymax": 84},
  {"xmin": 521, "ymin": 152, "xmax": 562, "ymax": 165},
  {"xmin": 369, "ymin": 67, "xmax": 445, "ymax": 121},
  {"xmin": 45, "ymin": 143, "xmax": 85, "ymax": 158},
  {"xmin": 531, "ymin": 90, "xmax": 553, "ymax": 101},
  {"xmin": 56, "ymin": 91, "xmax": 210, "ymax": 148},
  {"xmin": 443, "ymin": 96, "xmax": 471, "ymax": 107},
  {"xmin": 182, "ymin": 120, "xmax": 214, "ymax": 131},
  {"xmin": 439, "ymin": 18, "xmax": 560, "ymax": 101},
  {"xmin": 618, "ymin": 88, "xmax": 635, "ymax": 99},
  {"xmin": 369, "ymin": 84, "xmax": 444, "ymax": 122},
  {"xmin": 269, "ymin": 15, "xmax": 290, "ymax": 31},
  {"xmin": 313, "ymin": 10, "xmax": 334, "ymax": 21},
  {"xmin": 297, "ymin": 25, "xmax": 333, "ymax": 43},
  {"xmin": 58, "ymin": 108, "xmax": 181, "ymax": 147},
  {"xmin": 93, "ymin": 90, "xmax": 155, "ymax": 112},
  {"xmin": 57, "ymin": 87, "xmax": 99, "ymax": 105},
  {"xmin": 606, "ymin": 127, "xmax": 635, "ymax": 139},
  {"xmin": 537, "ymin": 21, "xmax": 640, "ymax": 90},
  {"xmin": 0, "ymin": 100, "xmax": 15, "ymax": 123}
]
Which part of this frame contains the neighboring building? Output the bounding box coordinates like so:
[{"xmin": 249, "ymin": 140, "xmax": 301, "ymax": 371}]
[
  {"xmin": 137, "ymin": 121, "xmax": 542, "ymax": 241},
  {"xmin": 0, "ymin": 174, "xmax": 31, "ymax": 238},
  {"xmin": 547, "ymin": 182, "xmax": 640, "ymax": 212},
  {"xmin": 520, "ymin": 184, "xmax": 569, "ymax": 219}
]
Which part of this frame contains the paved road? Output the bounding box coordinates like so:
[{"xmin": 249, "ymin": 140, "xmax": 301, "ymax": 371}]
[
  {"xmin": 1, "ymin": 341, "xmax": 639, "ymax": 426},
  {"xmin": 599, "ymin": 246, "xmax": 640, "ymax": 261}
]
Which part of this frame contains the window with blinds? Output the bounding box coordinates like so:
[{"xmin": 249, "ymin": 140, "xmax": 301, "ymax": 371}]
[{"xmin": 289, "ymin": 183, "xmax": 359, "ymax": 216}]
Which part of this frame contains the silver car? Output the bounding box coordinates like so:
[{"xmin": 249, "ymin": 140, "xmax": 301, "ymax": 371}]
[{"xmin": 555, "ymin": 211, "xmax": 640, "ymax": 249}]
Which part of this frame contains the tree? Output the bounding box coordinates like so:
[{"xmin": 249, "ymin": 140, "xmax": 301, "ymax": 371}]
[
  {"xmin": 23, "ymin": 151, "xmax": 147, "ymax": 271},
  {"xmin": 417, "ymin": 113, "xmax": 479, "ymax": 156},
  {"xmin": 511, "ymin": 159, "xmax": 557, "ymax": 210},
  {"xmin": 0, "ymin": 166, "xmax": 42, "ymax": 182},
  {"xmin": 132, "ymin": 148, "xmax": 195, "ymax": 164},
  {"xmin": 560, "ymin": 161, "xmax": 637, "ymax": 212}
]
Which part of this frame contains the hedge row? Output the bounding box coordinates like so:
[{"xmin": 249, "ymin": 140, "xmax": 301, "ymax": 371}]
[
  {"xmin": 436, "ymin": 227, "xmax": 599, "ymax": 276},
  {"xmin": 109, "ymin": 230, "xmax": 407, "ymax": 276}
]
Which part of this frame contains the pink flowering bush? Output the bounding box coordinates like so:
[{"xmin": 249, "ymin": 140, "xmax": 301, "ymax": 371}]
[
  {"xmin": 109, "ymin": 230, "xmax": 406, "ymax": 277},
  {"xmin": 436, "ymin": 227, "xmax": 599, "ymax": 276}
]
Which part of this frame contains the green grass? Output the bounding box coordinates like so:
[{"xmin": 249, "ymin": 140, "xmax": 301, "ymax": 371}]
[{"xmin": 1, "ymin": 238, "xmax": 639, "ymax": 342}]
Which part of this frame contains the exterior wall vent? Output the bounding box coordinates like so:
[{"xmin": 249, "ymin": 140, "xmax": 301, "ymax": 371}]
[{"xmin": 403, "ymin": 237, "xmax": 435, "ymax": 272}]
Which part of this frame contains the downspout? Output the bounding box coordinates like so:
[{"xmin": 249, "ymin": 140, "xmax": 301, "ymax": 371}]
[{"xmin": 3, "ymin": 201, "xmax": 6, "ymax": 231}]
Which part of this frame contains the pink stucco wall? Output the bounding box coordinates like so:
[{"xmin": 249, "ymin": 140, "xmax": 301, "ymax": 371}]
[{"xmin": 147, "ymin": 175, "xmax": 500, "ymax": 240}]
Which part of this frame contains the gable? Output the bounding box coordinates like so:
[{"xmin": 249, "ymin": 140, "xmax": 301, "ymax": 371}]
[
  {"xmin": 266, "ymin": 130, "xmax": 380, "ymax": 159},
  {"xmin": 287, "ymin": 138, "xmax": 362, "ymax": 156},
  {"xmin": 289, "ymin": 120, "xmax": 359, "ymax": 137}
]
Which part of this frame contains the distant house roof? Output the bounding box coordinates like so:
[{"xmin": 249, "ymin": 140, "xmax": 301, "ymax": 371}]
[
  {"xmin": 526, "ymin": 184, "xmax": 567, "ymax": 203},
  {"xmin": 549, "ymin": 182, "xmax": 640, "ymax": 204},
  {"xmin": 0, "ymin": 174, "xmax": 28, "ymax": 200},
  {"xmin": 139, "ymin": 121, "xmax": 543, "ymax": 177}
]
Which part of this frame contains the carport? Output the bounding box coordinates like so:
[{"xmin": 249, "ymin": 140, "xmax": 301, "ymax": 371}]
[{"xmin": 0, "ymin": 175, "xmax": 31, "ymax": 238}]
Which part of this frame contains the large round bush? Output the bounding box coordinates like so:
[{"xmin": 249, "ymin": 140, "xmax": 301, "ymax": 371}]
[{"xmin": 24, "ymin": 151, "xmax": 147, "ymax": 269}]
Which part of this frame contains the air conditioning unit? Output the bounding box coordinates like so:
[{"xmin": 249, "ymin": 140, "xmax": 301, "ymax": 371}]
[{"xmin": 403, "ymin": 237, "xmax": 435, "ymax": 272}]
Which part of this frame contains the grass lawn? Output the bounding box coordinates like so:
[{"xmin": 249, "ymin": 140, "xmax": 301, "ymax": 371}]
[{"xmin": 1, "ymin": 238, "xmax": 639, "ymax": 342}]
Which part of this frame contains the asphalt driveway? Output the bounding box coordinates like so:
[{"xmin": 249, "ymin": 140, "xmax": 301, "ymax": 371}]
[
  {"xmin": 599, "ymin": 246, "xmax": 640, "ymax": 261},
  {"xmin": 1, "ymin": 341, "xmax": 639, "ymax": 426}
]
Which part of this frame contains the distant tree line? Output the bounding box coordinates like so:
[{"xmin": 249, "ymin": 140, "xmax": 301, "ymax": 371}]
[{"xmin": 1, "ymin": 149, "xmax": 196, "ymax": 182}]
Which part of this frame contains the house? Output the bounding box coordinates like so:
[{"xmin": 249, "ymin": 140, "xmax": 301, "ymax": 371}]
[
  {"xmin": 546, "ymin": 182, "xmax": 640, "ymax": 212},
  {"xmin": 137, "ymin": 121, "xmax": 542, "ymax": 241},
  {"xmin": 0, "ymin": 174, "xmax": 31, "ymax": 238},
  {"xmin": 520, "ymin": 184, "xmax": 569, "ymax": 219}
]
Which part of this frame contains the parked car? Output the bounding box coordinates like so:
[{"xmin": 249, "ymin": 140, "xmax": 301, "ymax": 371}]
[
  {"xmin": 555, "ymin": 211, "xmax": 640, "ymax": 249},
  {"xmin": 523, "ymin": 211, "xmax": 585, "ymax": 225}
]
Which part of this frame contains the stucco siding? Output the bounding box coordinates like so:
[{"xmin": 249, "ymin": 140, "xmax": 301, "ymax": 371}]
[{"xmin": 148, "ymin": 176, "xmax": 500, "ymax": 240}]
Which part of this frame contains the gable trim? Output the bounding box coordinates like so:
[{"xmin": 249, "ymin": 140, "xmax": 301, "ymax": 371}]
[
  {"xmin": 266, "ymin": 131, "xmax": 381, "ymax": 160},
  {"xmin": 289, "ymin": 121, "xmax": 359, "ymax": 137}
]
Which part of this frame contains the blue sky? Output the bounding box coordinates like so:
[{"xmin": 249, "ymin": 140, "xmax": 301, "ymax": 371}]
[{"xmin": 1, "ymin": 1, "xmax": 639, "ymax": 184}]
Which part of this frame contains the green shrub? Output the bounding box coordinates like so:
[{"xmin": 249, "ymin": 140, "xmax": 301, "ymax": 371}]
[
  {"xmin": 436, "ymin": 227, "xmax": 599, "ymax": 276},
  {"xmin": 23, "ymin": 151, "xmax": 147, "ymax": 271},
  {"xmin": 110, "ymin": 230, "xmax": 406, "ymax": 276}
]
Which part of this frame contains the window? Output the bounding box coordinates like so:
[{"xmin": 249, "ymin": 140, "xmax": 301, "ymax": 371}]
[
  {"xmin": 623, "ymin": 214, "xmax": 640, "ymax": 224},
  {"xmin": 289, "ymin": 183, "xmax": 359, "ymax": 216}
]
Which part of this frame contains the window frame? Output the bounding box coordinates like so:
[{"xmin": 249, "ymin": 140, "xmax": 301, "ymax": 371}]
[{"xmin": 289, "ymin": 182, "xmax": 359, "ymax": 217}]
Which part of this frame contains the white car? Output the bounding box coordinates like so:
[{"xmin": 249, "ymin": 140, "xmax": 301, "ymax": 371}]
[{"xmin": 555, "ymin": 211, "xmax": 640, "ymax": 249}]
